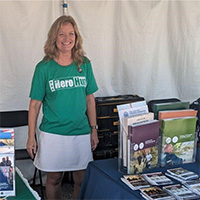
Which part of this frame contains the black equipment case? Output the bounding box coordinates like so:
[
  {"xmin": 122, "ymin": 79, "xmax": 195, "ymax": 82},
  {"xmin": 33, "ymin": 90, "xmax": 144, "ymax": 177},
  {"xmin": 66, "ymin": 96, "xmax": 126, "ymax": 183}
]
[
  {"xmin": 93, "ymin": 94, "xmax": 145, "ymax": 160},
  {"xmin": 190, "ymin": 98, "xmax": 200, "ymax": 142},
  {"xmin": 147, "ymin": 98, "xmax": 181, "ymax": 113},
  {"xmin": 190, "ymin": 98, "xmax": 200, "ymax": 125}
]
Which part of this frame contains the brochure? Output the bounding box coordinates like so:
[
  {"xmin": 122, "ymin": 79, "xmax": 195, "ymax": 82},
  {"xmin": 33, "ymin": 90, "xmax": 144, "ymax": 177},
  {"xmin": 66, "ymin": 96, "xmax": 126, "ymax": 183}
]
[
  {"xmin": 166, "ymin": 167, "xmax": 199, "ymax": 181},
  {"xmin": 121, "ymin": 174, "xmax": 150, "ymax": 190},
  {"xmin": 160, "ymin": 117, "xmax": 197, "ymax": 167},
  {"xmin": 0, "ymin": 129, "xmax": 15, "ymax": 197},
  {"xmin": 140, "ymin": 186, "xmax": 175, "ymax": 200},
  {"xmin": 127, "ymin": 120, "xmax": 159, "ymax": 174},
  {"xmin": 142, "ymin": 172, "xmax": 174, "ymax": 186},
  {"xmin": 163, "ymin": 184, "xmax": 200, "ymax": 200},
  {"xmin": 117, "ymin": 100, "xmax": 149, "ymax": 168},
  {"xmin": 183, "ymin": 179, "xmax": 200, "ymax": 196}
]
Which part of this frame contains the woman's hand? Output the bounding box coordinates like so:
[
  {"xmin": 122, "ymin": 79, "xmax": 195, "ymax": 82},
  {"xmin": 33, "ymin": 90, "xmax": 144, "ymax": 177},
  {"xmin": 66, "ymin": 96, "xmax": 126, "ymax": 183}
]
[
  {"xmin": 91, "ymin": 129, "xmax": 99, "ymax": 151},
  {"xmin": 26, "ymin": 137, "xmax": 37, "ymax": 160},
  {"xmin": 27, "ymin": 99, "xmax": 41, "ymax": 160}
]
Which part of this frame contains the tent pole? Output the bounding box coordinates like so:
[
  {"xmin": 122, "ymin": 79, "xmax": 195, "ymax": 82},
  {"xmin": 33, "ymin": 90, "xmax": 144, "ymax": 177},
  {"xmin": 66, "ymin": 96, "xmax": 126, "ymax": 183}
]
[{"xmin": 62, "ymin": 0, "xmax": 68, "ymax": 15}]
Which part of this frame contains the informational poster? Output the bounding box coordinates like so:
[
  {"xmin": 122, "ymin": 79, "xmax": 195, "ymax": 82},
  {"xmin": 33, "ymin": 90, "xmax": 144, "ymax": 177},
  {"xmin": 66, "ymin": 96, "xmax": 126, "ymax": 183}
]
[{"xmin": 0, "ymin": 129, "xmax": 15, "ymax": 197}]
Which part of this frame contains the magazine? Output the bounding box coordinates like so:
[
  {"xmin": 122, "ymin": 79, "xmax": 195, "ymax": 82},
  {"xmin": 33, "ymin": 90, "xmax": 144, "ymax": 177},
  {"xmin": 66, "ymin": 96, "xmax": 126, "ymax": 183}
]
[
  {"xmin": 0, "ymin": 129, "xmax": 15, "ymax": 197},
  {"xmin": 121, "ymin": 174, "xmax": 150, "ymax": 190},
  {"xmin": 163, "ymin": 184, "xmax": 200, "ymax": 200},
  {"xmin": 142, "ymin": 172, "xmax": 174, "ymax": 186},
  {"xmin": 166, "ymin": 168, "xmax": 199, "ymax": 181},
  {"xmin": 140, "ymin": 186, "xmax": 175, "ymax": 200}
]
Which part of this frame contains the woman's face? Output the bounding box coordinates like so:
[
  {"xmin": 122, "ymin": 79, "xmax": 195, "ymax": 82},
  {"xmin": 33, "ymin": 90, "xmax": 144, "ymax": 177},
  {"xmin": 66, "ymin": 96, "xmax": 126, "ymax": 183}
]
[{"xmin": 56, "ymin": 23, "xmax": 76, "ymax": 54}]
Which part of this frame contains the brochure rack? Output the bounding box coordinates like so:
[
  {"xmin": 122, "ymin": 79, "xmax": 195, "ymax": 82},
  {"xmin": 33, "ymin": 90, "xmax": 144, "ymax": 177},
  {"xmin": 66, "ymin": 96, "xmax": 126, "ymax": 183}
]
[{"xmin": 117, "ymin": 100, "xmax": 198, "ymax": 174}]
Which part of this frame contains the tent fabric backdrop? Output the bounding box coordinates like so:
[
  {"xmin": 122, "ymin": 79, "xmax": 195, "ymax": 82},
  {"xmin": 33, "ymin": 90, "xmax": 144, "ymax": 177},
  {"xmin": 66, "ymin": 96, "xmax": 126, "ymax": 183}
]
[
  {"xmin": 0, "ymin": 1, "xmax": 61, "ymax": 111},
  {"xmin": 1, "ymin": 1, "xmax": 200, "ymax": 112},
  {"xmin": 1, "ymin": 1, "xmax": 200, "ymax": 180},
  {"xmin": 69, "ymin": 1, "xmax": 200, "ymax": 103}
]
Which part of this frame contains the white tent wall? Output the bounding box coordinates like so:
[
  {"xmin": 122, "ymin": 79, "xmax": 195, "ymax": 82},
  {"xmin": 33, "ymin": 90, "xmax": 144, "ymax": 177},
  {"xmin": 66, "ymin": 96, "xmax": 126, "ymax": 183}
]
[
  {"xmin": 0, "ymin": 0, "xmax": 200, "ymax": 181},
  {"xmin": 0, "ymin": 0, "xmax": 62, "ymax": 182},
  {"xmin": 0, "ymin": 1, "xmax": 62, "ymax": 111},
  {"xmin": 68, "ymin": 1, "xmax": 200, "ymax": 102}
]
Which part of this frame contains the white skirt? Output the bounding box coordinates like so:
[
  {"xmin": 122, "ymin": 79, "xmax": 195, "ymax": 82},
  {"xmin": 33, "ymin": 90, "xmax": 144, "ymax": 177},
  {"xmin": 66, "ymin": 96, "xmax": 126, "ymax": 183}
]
[{"xmin": 33, "ymin": 131, "xmax": 93, "ymax": 172}]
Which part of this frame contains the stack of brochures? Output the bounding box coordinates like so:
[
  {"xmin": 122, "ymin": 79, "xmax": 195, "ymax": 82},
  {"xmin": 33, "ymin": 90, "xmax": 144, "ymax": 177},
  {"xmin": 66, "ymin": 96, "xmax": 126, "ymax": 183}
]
[
  {"xmin": 165, "ymin": 167, "xmax": 199, "ymax": 182},
  {"xmin": 140, "ymin": 186, "xmax": 175, "ymax": 200},
  {"xmin": 142, "ymin": 172, "xmax": 174, "ymax": 186},
  {"xmin": 121, "ymin": 172, "xmax": 173, "ymax": 191},
  {"xmin": 163, "ymin": 184, "xmax": 200, "ymax": 200},
  {"xmin": 121, "ymin": 166, "xmax": 200, "ymax": 199},
  {"xmin": 121, "ymin": 174, "xmax": 150, "ymax": 190},
  {"xmin": 183, "ymin": 179, "xmax": 200, "ymax": 196}
]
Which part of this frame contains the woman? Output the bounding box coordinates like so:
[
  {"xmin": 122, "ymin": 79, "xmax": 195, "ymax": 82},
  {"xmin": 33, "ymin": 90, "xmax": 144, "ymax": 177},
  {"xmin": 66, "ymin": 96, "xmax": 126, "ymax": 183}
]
[{"xmin": 26, "ymin": 15, "xmax": 99, "ymax": 199}]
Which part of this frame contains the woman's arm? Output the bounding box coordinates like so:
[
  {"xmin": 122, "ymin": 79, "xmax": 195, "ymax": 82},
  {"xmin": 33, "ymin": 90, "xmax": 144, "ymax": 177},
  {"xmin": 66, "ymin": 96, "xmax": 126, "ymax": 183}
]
[
  {"xmin": 26, "ymin": 99, "xmax": 42, "ymax": 159},
  {"xmin": 86, "ymin": 94, "xmax": 99, "ymax": 151}
]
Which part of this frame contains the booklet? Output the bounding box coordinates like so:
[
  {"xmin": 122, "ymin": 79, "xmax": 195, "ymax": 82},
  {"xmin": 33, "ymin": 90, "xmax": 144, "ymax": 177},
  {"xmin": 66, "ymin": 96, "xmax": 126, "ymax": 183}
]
[
  {"xmin": 122, "ymin": 112, "xmax": 154, "ymax": 167},
  {"xmin": 160, "ymin": 117, "xmax": 197, "ymax": 167},
  {"xmin": 142, "ymin": 172, "xmax": 174, "ymax": 186},
  {"xmin": 121, "ymin": 174, "xmax": 150, "ymax": 190},
  {"xmin": 140, "ymin": 186, "xmax": 175, "ymax": 200},
  {"xmin": 127, "ymin": 120, "xmax": 159, "ymax": 174},
  {"xmin": 163, "ymin": 184, "xmax": 200, "ymax": 200},
  {"xmin": 166, "ymin": 168, "xmax": 199, "ymax": 182},
  {"xmin": 0, "ymin": 129, "xmax": 15, "ymax": 197}
]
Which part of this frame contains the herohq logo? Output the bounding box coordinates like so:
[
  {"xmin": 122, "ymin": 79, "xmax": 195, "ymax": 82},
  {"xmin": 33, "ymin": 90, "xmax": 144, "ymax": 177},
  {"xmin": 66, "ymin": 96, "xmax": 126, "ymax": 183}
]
[{"xmin": 49, "ymin": 76, "xmax": 87, "ymax": 92}]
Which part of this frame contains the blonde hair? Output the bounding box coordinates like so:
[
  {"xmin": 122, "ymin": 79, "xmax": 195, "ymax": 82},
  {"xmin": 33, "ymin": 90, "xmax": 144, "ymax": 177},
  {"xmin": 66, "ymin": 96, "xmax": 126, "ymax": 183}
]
[{"xmin": 43, "ymin": 15, "xmax": 85, "ymax": 67}]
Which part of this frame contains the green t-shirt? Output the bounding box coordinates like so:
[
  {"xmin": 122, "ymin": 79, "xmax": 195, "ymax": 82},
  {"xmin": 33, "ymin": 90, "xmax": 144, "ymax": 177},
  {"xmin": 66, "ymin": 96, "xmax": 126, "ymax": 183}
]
[{"xmin": 29, "ymin": 57, "xmax": 98, "ymax": 136}]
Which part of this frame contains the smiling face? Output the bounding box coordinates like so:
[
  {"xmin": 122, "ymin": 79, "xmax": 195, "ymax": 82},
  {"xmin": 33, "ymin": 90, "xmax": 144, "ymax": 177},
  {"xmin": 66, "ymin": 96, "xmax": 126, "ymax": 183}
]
[{"xmin": 56, "ymin": 23, "xmax": 76, "ymax": 55}]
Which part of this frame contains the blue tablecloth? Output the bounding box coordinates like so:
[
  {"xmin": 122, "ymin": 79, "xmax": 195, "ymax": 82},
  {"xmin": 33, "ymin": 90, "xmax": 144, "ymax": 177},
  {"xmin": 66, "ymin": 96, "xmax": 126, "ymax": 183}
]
[{"xmin": 79, "ymin": 148, "xmax": 200, "ymax": 200}]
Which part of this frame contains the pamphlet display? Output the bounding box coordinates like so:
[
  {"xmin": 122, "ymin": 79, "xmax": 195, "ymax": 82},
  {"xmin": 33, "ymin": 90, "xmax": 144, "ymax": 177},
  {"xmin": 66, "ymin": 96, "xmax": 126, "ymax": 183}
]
[
  {"xmin": 117, "ymin": 98, "xmax": 199, "ymax": 199},
  {"xmin": 0, "ymin": 129, "xmax": 15, "ymax": 197},
  {"xmin": 117, "ymin": 99, "xmax": 198, "ymax": 173}
]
